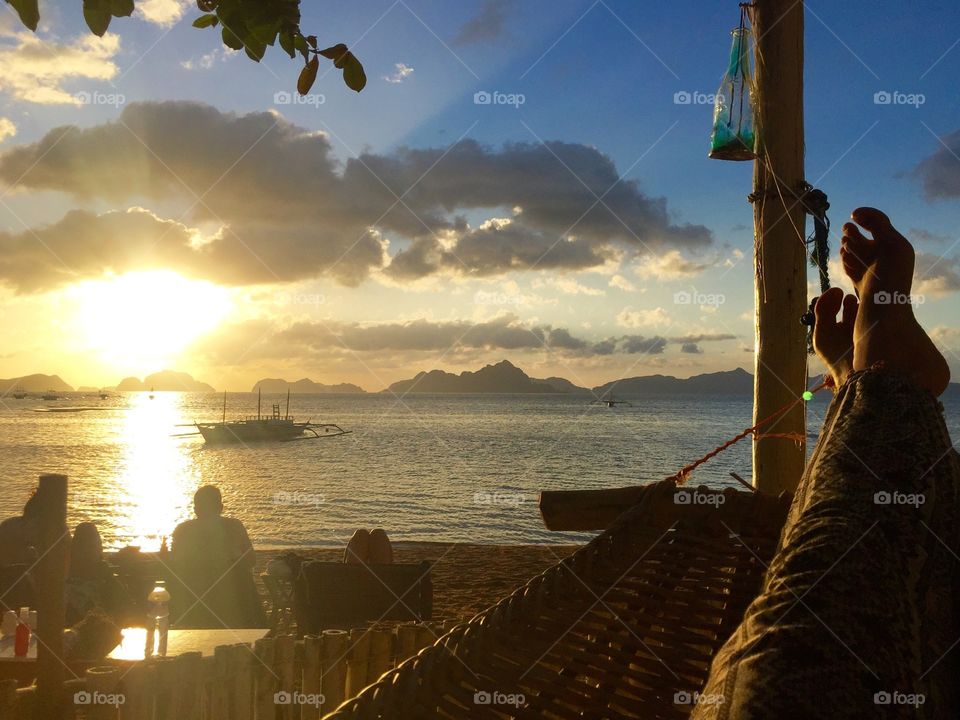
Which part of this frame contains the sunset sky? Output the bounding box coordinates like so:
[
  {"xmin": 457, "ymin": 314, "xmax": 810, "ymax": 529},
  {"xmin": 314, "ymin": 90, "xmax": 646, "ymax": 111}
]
[{"xmin": 1, "ymin": 0, "xmax": 959, "ymax": 391}]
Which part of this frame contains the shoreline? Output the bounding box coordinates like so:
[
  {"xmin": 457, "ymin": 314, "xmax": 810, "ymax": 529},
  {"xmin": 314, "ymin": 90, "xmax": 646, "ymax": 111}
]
[{"xmin": 254, "ymin": 543, "xmax": 580, "ymax": 621}]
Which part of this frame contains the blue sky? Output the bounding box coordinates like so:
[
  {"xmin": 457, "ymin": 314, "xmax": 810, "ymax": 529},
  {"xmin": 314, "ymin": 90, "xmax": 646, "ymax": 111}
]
[{"xmin": 0, "ymin": 0, "xmax": 958, "ymax": 390}]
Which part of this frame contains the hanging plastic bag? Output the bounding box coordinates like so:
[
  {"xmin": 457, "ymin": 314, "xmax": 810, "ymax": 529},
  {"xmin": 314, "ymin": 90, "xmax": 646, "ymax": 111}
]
[{"xmin": 709, "ymin": 26, "xmax": 757, "ymax": 161}]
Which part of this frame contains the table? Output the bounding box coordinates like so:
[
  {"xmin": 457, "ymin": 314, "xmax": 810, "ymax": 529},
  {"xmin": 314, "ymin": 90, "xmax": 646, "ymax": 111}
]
[
  {"xmin": 0, "ymin": 628, "xmax": 268, "ymax": 665},
  {"xmin": 108, "ymin": 627, "xmax": 269, "ymax": 661},
  {"xmin": 0, "ymin": 634, "xmax": 37, "ymax": 659}
]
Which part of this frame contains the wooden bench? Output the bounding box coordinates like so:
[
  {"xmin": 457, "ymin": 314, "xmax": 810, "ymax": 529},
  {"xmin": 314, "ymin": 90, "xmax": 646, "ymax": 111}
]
[{"xmin": 294, "ymin": 561, "xmax": 432, "ymax": 635}]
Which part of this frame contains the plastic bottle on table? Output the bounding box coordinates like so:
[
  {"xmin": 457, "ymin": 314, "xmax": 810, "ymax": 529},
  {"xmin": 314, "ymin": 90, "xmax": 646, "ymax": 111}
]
[{"xmin": 147, "ymin": 582, "xmax": 171, "ymax": 657}]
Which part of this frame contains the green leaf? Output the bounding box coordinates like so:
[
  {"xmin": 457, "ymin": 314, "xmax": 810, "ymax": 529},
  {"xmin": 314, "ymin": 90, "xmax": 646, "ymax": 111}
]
[
  {"xmin": 341, "ymin": 53, "xmax": 366, "ymax": 92},
  {"xmin": 221, "ymin": 25, "xmax": 245, "ymax": 50},
  {"xmin": 192, "ymin": 13, "xmax": 219, "ymax": 28},
  {"xmin": 278, "ymin": 30, "xmax": 295, "ymax": 58},
  {"xmin": 297, "ymin": 56, "xmax": 319, "ymax": 95},
  {"xmin": 293, "ymin": 34, "xmax": 310, "ymax": 62},
  {"xmin": 7, "ymin": 0, "xmax": 40, "ymax": 31},
  {"xmin": 110, "ymin": 0, "xmax": 134, "ymax": 17},
  {"xmin": 319, "ymin": 43, "xmax": 348, "ymax": 67},
  {"xmin": 83, "ymin": 0, "xmax": 112, "ymax": 36}
]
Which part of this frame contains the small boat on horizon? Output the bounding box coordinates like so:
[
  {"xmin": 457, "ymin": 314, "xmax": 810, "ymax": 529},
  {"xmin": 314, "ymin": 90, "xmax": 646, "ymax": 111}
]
[
  {"xmin": 184, "ymin": 389, "xmax": 351, "ymax": 444},
  {"xmin": 42, "ymin": 390, "xmax": 61, "ymax": 401},
  {"xmin": 11, "ymin": 383, "xmax": 26, "ymax": 399},
  {"xmin": 592, "ymin": 393, "xmax": 632, "ymax": 408}
]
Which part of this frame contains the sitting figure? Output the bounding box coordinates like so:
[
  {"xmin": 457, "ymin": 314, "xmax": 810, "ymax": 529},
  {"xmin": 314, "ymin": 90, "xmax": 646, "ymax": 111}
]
[
  {"xmin": 170, "ymin": 485, "xmax": 266, "ymax": 628},
  {"xmin": 344, "ymin": 528, "xmax": 394, "ymax": 564},
  {"xmin": 66, "ymin": 522, "xmax": 126, "ymax": 626}
]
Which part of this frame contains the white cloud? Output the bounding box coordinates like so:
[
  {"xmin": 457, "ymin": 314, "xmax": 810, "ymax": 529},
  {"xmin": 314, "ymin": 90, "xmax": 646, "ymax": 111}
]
[
  {"xmin": 383, "ymin": 63, "xmax": 414, "ymax": 84},
  {"xmin": 534, "ymin": 277, "xmax": 604, "ymax": 296},
  {"xmin": 617, "ymin": 306, "xmax": 671, "ymax": 328},
  {"xmin": 635, "ymin": 250, "xmax": 711, "ymax": 280},
  {"xmin": 0, "ymin": 31, "xmax": 119, "ymax": 105},
  {"xmin": 136, "ymin": 0, "xmax": 191, "ymax": 26},
  {"xmin": 608, "ymin": 274, "xmax": 635, "ymax": 292},
  {"xmin": 0, "ymin": 117, "xmax": 15, "ymax": 143},
  {"xmin": 181, "ymin": 48, "xmax": 236, "ymax": 71}
]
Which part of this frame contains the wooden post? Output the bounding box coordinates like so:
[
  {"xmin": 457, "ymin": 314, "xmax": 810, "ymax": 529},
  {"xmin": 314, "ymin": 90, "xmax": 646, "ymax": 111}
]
[
  {"xmin": 750, "ymin": 0, "xmax": 808, "ymax": 494},
  {"xmin": 35, "ymin": 473, "xmax": 68, "ymax": 720},
  {"xmin": 319, "ymin": 629, "xmax": 347, "ymax": 714}
]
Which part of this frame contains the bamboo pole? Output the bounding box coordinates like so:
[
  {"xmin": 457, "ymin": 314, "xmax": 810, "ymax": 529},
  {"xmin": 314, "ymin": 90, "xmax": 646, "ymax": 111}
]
[
  {"xmin": 83, "ymin": 666, "xmax": 121, "ymax": 720},
  {"xmin": 365, "ymin": 627, "xmax": 394, "ymax": 685},
  {"xmin": 35, "ymin": 473, "xmax": 68, "ymax": 720},
  {"xmin": 300, "ymin": 635, "xmax": 322, "ymax": 720},
  {"xmin": 345, "ymin": 628, "xmax": 371, "ymax": 698},
  {"xmin": 750, "ymin": 0, "xmax": 808, "ymax": 494},
  {"xmin": 319, "ymin": 629, "xmax": 347, "ymax": 714}
]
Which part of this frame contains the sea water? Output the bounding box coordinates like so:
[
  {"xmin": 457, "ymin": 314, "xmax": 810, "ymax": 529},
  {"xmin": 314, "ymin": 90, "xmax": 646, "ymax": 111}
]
[{"xmin": 1, "ymin": 391, "xmax": 956, "ymax": 549}]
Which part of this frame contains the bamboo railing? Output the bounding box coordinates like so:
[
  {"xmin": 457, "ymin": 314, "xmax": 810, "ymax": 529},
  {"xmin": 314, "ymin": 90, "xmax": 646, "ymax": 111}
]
[{"xmin": 5, "ymin": 621, "xmax": 455, "ymax": 720}]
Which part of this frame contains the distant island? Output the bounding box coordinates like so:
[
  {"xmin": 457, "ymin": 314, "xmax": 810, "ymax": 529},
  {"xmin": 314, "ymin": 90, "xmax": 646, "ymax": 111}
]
[
  {"xmin": 116, "ymin": 370, "xmax": 215, "ymax": 392},
  {"xmin": 592, "ymin": 367, "xmax": 755, "ymax": 396},
  {"xmin": 385, "ymin": 360, "xmax": 590, "ymax": 394},
  {"xmin": 0, "ymin": 373, "xmax": 73, "ymax": 392},
  {"xmin": 252, "ymin": 378, "xmax": 366, "ymax": 394},
  {"xmin": 384, "ymin": 361, "xmax": 761, "ymax": 396}
]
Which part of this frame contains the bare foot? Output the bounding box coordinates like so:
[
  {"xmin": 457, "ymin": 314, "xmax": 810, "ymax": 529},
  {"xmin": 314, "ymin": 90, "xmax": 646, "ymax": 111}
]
[
  {"xmin": 813, "ymin": 286, "xmax": 858, "ymax": 387},
  {"xmin": 840, "ymin": 207, "xmax": 950, "ymax": 396}
]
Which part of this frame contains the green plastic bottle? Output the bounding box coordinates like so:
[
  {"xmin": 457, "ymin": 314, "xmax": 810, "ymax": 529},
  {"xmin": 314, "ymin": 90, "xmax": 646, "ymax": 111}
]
[{"xmin": 709, "ymin": 27, "xmax": 756, "ymax": 161}]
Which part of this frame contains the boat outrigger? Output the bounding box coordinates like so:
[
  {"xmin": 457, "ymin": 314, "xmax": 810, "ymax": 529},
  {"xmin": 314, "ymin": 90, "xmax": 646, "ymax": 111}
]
[{"xmin": 186, "ymin": 389, "xmax": 351, "ymax": 444}]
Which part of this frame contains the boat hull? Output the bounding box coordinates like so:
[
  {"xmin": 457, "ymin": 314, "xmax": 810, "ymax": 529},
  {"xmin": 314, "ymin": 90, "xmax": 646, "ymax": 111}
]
[{"xmin": 195, "ymin": 419, "xmax": 308, "ymax": 444}]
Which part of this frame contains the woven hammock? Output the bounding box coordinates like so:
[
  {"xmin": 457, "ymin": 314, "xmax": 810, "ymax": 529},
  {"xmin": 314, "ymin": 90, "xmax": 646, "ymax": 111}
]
[{"xmin": 324, "ymin": 479, "xmax": 791, "ymax": 719}]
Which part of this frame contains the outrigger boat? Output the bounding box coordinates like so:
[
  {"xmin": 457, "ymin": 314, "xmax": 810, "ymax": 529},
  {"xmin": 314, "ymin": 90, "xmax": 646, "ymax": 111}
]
[
  {"xmin": 186, "ymin": 389, "xmax": 351, "ymax": 444},
  {"xmin": 12, "ymin": 384, "xmax": 26, "ymax": 399}
]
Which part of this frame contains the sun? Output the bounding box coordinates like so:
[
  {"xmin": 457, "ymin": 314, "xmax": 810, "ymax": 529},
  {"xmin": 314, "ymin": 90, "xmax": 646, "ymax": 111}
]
[{"xmin": 69, "ymin": 270, "xmax": 233, "ymax": 371}]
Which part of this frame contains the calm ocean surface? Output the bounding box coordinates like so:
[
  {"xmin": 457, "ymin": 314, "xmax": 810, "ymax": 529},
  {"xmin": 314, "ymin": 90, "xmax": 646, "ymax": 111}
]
[{"xmin": 1, "ymin": 391, "xmax": 957, "ymax": 550}]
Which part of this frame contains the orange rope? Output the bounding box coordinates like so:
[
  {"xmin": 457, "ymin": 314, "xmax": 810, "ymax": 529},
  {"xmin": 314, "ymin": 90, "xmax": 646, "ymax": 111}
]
[{"xmin": 669, "ymin": 376, "xmax": 834, "ymax": 486}]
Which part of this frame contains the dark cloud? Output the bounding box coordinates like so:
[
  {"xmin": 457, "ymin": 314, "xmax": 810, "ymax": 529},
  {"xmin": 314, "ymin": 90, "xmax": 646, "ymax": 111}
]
[
  {"xmin": 914, "ymin": 129, "xmax": 960, "ymax": 200},
  {"xmin": 0, "ymin": 101, "xmax": 712, "ymax": 291},
  {"xmin": 451, "ymin": 0, "xmax": 513, "ymax": 46},
  {"xmin": 680, "ymin": 342, "xmax": 702, "ymax": 354},
  {"xmin": 192, "ymin": 315, "xmax": 737, "ymax": 364}
]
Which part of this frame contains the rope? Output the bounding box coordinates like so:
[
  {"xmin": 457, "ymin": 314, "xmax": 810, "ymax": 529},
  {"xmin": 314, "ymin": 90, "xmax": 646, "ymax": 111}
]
[{"xmin": 668, "ymin": 376, "xmax": 834, "ymax": 486}]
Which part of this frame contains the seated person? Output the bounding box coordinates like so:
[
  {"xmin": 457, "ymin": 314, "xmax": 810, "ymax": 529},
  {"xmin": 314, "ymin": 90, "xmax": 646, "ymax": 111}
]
[
  {"xmin": 0, "ymin": 490, "xmax": 42, "ymax": 566},
  {"xmin": 0, "ymin": 488, "xmax": 46, "ymax": 611},
  {"xmin": 344, "ymin": 528, "xmax": 393, "ymax": 564},
  {"xmin": 66, "ymin": 522, "xmax": 126, "ymax": 626},
  {"xmin": 170, "ymin": 485, "xmax": 266, "ymax": 628}
]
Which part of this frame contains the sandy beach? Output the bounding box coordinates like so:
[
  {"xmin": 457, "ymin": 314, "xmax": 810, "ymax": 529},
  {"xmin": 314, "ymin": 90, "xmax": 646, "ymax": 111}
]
[{"xmin": 255, "ymin": 543, "xmax": 580, "ymax": 621}]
